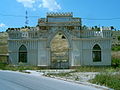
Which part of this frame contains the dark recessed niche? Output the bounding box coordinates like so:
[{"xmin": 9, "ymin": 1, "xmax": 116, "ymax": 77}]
[{"xmin": 62, "ymin": 35, "xmax": 66, "ymax": 39}]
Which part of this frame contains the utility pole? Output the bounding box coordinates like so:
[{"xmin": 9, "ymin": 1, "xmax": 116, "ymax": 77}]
[{"xmin": 25, "ymin": 11, "xmax": 29, "ymax": 27}]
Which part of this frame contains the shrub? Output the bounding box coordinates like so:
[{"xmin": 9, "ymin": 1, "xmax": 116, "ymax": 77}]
[
  {"xmin": 90, "ymin": 73, "xmax": 120, "ymax": 90},
  {"xmin": 0, "ymin": 63, "xmax": 7, "ymax": 69},
  {"xmin": 112, "ymin": 45, "xmax": 120, "ymax": 51},
  {"xmin": 112, "ymin": 58, "xmax": 120, "ymax": 68}
]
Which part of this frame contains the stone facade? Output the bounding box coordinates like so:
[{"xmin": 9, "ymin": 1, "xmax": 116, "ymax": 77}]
[{"xmin": 7, "ymin": 12, "xmax": 112, "ymax": 68}]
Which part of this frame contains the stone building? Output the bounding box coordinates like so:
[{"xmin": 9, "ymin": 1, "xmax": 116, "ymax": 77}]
[{"xmin": 7, "ymin": 12, "xmax": 112, "ymax": 68}]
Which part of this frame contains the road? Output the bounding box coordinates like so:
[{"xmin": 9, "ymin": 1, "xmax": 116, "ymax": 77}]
[{"xmin": 0, "ymin": 70, "xmax": 101, "ymax": 90}]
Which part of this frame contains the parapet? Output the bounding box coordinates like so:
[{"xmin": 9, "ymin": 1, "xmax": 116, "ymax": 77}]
[{"xmin": 46, "ymin": 12, "xmax": 73, "ymax": 17}]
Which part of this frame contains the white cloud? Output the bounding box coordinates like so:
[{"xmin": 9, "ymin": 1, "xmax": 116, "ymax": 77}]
[
  {"xmin": 16, "ymin": 0, "xmax": 61, "ymax": 11},
  {"xmin": 39, "ymin": 0, "xmax": 61, "ymax": 11},
  {"xmin": 16, "ymin": 0, "xmax": 36, "ymax": 8},
  {"xmin": 0, "ymin": 23, "xmax": 5, "ymax": 27}
]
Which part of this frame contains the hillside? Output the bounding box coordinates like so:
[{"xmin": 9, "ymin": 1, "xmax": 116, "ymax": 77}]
[
  {"xmin": 0, "ymin": 32, "xmax": 8, "ymax": 54},
  {"xmin": 51, "ymin": 33, "xmax": 69, "ymax": 55}
]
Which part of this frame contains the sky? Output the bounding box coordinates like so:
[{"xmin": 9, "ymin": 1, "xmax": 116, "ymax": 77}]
[{"xmin": 0, "ymin": 0, "xmax": 120, "ymax": 31}]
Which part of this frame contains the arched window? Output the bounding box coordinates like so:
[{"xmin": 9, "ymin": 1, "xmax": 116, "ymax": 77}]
[
  {"xmin": 92, "ymin": 44, "xmax": 101, "ymax": 62},
  {"xmin": 19, "ymin": 45, "xmax": 27, "ymax": 63}
]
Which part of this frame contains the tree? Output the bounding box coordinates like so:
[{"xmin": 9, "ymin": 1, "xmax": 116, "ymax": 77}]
[
  {"xmin": 110, "ymin": 26, "xmax": 114, "ymax": 30},
  {"xmin": 118, "ymin": 36, "xmax": 120, "ymax": 41}
]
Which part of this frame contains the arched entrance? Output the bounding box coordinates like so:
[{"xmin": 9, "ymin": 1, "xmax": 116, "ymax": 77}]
[
  {"xmin": 19, "ymin": 45, "xmax": 27, "ymax": 63},
  {"xmin": 50, "ymin": 32, "xmax": 69, "ymax": 69}
]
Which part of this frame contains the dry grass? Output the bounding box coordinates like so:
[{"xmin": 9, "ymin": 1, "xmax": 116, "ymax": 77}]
[
  {"xmin": 0, "ymin": 32, "xmax": 8, "ymax": 54},
  {"xmin": 51, "ymin": 33, "xmax": 69, "ymax": 53},
  {"xmin": 0, "ymin": 32, "xmax": 8, "ymax": 62},
  {"xmin": 112, "ymin": 51, "xmax": 120, "ymax": 59}
]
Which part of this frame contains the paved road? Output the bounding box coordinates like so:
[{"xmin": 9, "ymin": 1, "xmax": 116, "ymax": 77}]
[{"xmin": 0, "ymin": 70, "xmax": 101, "ymax": 90}]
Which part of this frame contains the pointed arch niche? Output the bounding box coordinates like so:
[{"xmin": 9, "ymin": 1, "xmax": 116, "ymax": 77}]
[
  {"xmin": 50, "ymin": 32, "xmax": 69, "ymax": 68},
  {"xmin": 92, "ymin": 44, "xmax": 101, "ymax": 62},
  {"xmin": 19, "ymin": 45, "xmax": 27, "ymax": 63}
]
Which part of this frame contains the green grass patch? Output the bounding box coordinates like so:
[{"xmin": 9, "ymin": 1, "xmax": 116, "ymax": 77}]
[
  {"xmin": 90, "ymin": 72, "xmax": 120, "ymax": 90},
  {"xmin": 0, "ymin": 63, "xmax": 7, "ymax": 69},
  {"xmin": 112, "ymin": 58, "xmax": 120, "ymax": 67},
  {"xmin": 112, "ymin": 45, "xmax": 120, "ymax": 51},
  {"xmin": 74, "ymin": 66, "xmax": 114, "ymax": 72}
]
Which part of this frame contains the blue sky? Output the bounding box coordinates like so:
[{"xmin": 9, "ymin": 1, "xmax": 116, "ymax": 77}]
[{"xmin": 0, "ymin": 0, "xmax": 120, "ymax": 31}]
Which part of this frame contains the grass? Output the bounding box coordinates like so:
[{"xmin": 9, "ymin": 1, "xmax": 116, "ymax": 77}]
[
  {"xmin": 74, "ymin": 66, "xmax": 116, "ymax": 72},
  {"xmin": 46, "ymin": 72, "xmax": 72, "ymax": 77},
  {"xmin": 45, "ymin": 66, "xmax": 120, "ymax": 90},
  {"xmin": 112, "ymin": 58, "xmax": 120, "ymax": 68},
  {"xmin": 112, "ymin": 45, "xmax": 120, "ymax": 51},
  {"xmin": 0, "ymin": 46, "xmax": 8, "ymax": 54},
  {"xmin": 0, "ymin": 32, "xmax": 8, "ymax": 54},
  {"xmin": 90, "ymin": 72, "xmax": 120, "ymax": 90},
  {"xmin": 76, "ymin": 66, "xmax": 120, "ymax": 89},
  {"xmin": 0, "ymin": 63, "xmax": 43, "ymax": 71}
]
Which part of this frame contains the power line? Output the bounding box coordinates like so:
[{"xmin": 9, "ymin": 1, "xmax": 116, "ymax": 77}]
[
  {"xmin": 0, "ymin": 13, "xmax": 40, "ymax": 18},
  {"xmin": 0, "ymin": 12, "xmax": 120, "ymax": 20},
  {"xmin": 82, "ymin": 17, "xmax": 120, "ymax": 20},
  {"xmin": 0, "ymin": 13, "xmax": 24, "ymax": 17}
]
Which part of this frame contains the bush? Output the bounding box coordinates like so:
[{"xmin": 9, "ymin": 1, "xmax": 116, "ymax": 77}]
[
  {"xmin": 112, "ymin": 45, "xmax": 120, "ymax": 51},
  {"xmin": 0, "ymin": 63, "xmax": 7, "ymax": 69},
  {"xmin": 112, "ymin": 58, "xmax": 120, "ymax": 68},
  {"xmin": 90, "ymin": 73, "xmax": 120, "ymax": 90},
  {"xmin": 118, "ymin": 36, "xmax": 120, "ymax": 41}
]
